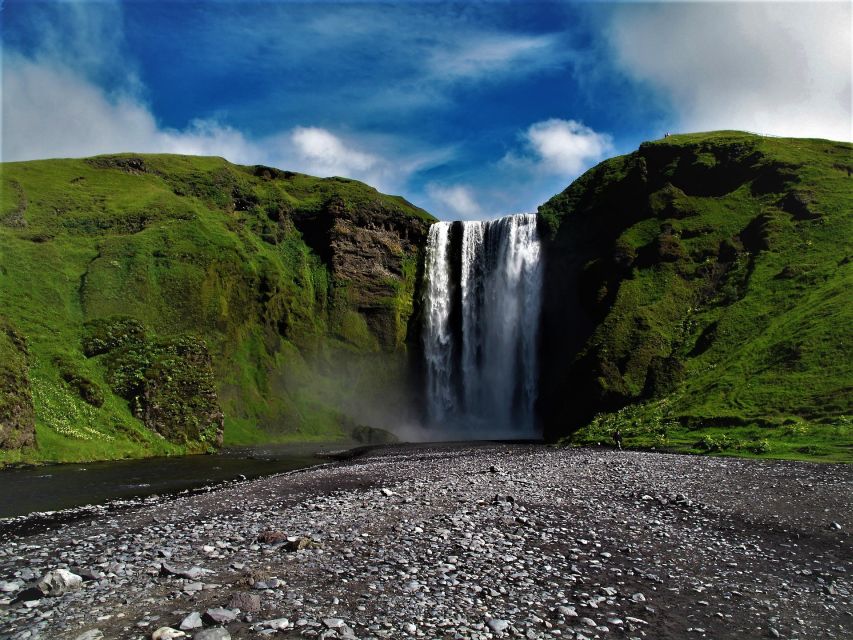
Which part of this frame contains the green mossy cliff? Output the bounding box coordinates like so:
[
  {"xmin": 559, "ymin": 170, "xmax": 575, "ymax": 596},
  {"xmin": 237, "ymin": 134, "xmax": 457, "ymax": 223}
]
[
  {"xmin": 538, "ymin": 132, "xmax": 852, "ymax": 461},
  {"xmin": 1, "ymin": 132, "xmax": 850, "ymax": 465},
  {"xmin": 0, "ymin": 154, "xmax": 433, "ymax": 464}
]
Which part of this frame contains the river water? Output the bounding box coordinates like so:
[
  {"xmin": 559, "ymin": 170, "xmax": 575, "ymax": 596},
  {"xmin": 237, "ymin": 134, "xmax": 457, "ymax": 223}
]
[{"xmin": 0, "ymin": 443, "xmax": 335, "ymax": 518}]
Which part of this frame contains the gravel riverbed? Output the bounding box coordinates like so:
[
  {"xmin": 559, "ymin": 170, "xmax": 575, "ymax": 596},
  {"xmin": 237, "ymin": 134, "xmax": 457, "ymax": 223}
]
[{"xmin": 1, "ymin": 443, "xmax": 851, "ymax": 640}]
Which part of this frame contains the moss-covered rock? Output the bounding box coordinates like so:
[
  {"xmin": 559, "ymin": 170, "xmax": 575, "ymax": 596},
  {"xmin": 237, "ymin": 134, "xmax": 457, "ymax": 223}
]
[
  {"xmin": 54, "ymin": 355, "xmax": 105, "ymax": 407},
  {"xmin": 84, "ymin": 317, "xmax": 223, "ymax": 447},
  {"xmin": 0, "ymin": 318, "xmax": 35, "ymax": 450},
  {"xmin": 538, "ymin": 131, "xmax": 853, "ymax": 450},
  {"xmin": 82, "ymin": 316, "xmax": 147, "ymax": 357},
  {"xmin": 138, "ymin": 336, "xmax": 224, "ymax": 447}
]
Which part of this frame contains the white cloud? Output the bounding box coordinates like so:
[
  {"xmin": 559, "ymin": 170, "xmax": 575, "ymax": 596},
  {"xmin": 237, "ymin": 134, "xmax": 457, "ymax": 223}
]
[
  {"xmin": 0, "ymin": 1, "xmax": 456, "ymax": 194},
  {"xmin": 290, "ymin": 126, "xmax": 379, "ymax": 176},
  {"xmin": 1, "ymin": 57, "xmax": 256, "ymax": 164},
  {"xmin": 504, "ymin": 119, "xmax": 613, "ymax": 176},
  {"xmin": 608, "ymin": 2, "xmax": 852, "ymax": 141},
  {"xmin": 427, "ymin": 34, "xmax": 562, "ymax": 83},
  {"xmin": 0, "ymin": 57, "xmax": 448, "ymax": 195},
  {"xmin": 426, "ymin": 183, "xmax": 482, "ymax": 220}
]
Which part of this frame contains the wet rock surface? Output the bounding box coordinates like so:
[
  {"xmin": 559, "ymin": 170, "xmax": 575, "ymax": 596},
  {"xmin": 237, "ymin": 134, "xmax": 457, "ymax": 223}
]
[{"xmin": 1, "ymin": 443, "xmax": 850, "ymax": 639}]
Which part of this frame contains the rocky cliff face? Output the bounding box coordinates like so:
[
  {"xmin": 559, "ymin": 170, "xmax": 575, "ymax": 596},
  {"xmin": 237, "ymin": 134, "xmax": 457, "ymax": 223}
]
[
  {"xmin": 537, "ymin": 131, "xmax": 852, "ymax": 453},
  {"xmin": 292, "ymin": 189, "xmax": 431, "ymax": 350}
]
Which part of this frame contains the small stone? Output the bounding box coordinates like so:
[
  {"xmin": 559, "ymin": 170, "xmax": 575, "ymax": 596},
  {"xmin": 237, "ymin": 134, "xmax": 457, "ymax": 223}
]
[
  {"xmin": 284, "ymin": 537, "xmax": 315, "ymax": 552},
  {"xmin": 193, "ymin": 629, "xmax": 230, "ymax": 640},
  {"xmin": 769, "ymin": 628, "xmax": 780, "ymax": 638},
  {"xmin": 259, "ymin": 618, "xmax": 290, "ymax": 630},
  {"xmin": 151, "ymin": 628, "xmax": 186, "ymax": 640},
  {"xmin": 324, "ymin": 618, "xmax": 345, "ymax": 629},
  {"xmin": 179, "ymin": 612, "xmax": 202, "ymax": 631},
  {"xmin": 403, "ymin": 622, "xmax": 417, "ymax": 634},
  {"xmin": 632, "ymin": 593, "xmax": 646, "ymax": 603},
  {"xmin": 77, "ymin": 568, "xmax": 103, "ymax": 582},
  {"xmin": 18, "ymin": 568, "xmax": 36, "ymax": 581},
  {"xmin": 257, "ymin": 530, "xmax": 288, "ymax": 544},
  {"xmin": 381, "ymin": 488, "xmax": 395, "ymax": 497},
  {"xmin": 487, "ymin": 619, "xmax": 510, "ymax": 634},
  {"xmin": 228, "ymin": 592, "xmax": 261, "ymax": 613},
  {"xmin": 74, "ymin": 632, "xmax": 104, "ymax": 640},
  {"xmin": 203, "ymin": 608, "xmax": 237, "ymax": 624}
]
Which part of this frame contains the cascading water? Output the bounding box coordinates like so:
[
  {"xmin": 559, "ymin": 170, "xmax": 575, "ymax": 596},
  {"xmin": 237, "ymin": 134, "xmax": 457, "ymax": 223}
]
[{"xmin": 422, "ymin": 213, "xmax": 543, "ymax": 436}]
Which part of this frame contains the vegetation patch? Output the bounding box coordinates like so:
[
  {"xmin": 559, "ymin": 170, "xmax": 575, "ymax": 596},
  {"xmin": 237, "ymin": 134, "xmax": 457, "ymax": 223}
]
[
  {"xmin": 541, "ymin": 132, "xmax": 852, "ymax": 462},
  {"xmin": 0, "ymin": 153, "xmax": 433, "ymax": 465},
  {"xmin": 0, "ymin": 318, "xmax": 36, "ymax": 450}
]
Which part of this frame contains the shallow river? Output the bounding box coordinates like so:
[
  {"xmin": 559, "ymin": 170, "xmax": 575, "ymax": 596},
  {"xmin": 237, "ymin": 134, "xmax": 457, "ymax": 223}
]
[{"xmin": 0, "ymin": 443, "xmax": 338, "ymax": 518}]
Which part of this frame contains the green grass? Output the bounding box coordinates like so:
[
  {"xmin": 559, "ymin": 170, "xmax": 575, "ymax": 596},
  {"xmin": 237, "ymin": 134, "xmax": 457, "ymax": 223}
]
[
  {"xmin": 0, "ymin": 153, "xmax": 433, "ymax": 465},
  {"xmin": 539, "ymin": 131, "xmax": 853, "ymax": 462},
  {"xmin": 563, "ymin": 398, "xmax": 852, "ymax": 463}
]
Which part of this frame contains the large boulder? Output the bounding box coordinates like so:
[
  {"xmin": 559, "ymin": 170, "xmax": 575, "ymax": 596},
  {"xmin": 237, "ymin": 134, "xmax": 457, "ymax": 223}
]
[{"xmin": 37, "ymin": 569, "xmax": 83, "ymax": 596}]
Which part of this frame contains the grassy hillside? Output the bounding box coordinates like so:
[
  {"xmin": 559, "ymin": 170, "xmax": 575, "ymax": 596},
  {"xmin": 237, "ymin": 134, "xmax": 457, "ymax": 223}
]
[
  {"xmin": 0, "ymin": 154, "xmax": 433, "ymax": 465},
  {"xmin": 538, "ymin": 132, "xmax": 853, "ymax": 462}
]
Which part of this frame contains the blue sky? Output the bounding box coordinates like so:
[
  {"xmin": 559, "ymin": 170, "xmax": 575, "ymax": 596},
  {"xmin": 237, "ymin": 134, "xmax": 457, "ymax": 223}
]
[{"xmin": 2, "ymin": 1, "xmax": 850, "ymax": 219}]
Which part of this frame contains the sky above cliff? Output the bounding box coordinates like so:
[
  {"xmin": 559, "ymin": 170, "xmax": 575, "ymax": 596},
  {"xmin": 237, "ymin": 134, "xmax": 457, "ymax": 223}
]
[{"xmin": 2, "ymin": 1, "xmax": 851, "ymax": 219}]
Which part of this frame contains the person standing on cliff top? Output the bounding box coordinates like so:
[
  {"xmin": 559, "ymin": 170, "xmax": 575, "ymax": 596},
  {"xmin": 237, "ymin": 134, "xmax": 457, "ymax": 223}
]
[{"xmin": 613, "ymin": 429, "xmax": 623, "ymax": 450}]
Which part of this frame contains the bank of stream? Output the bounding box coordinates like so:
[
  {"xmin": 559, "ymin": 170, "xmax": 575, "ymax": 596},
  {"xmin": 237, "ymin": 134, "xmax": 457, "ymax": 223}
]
[{"xmin": 0, "ymin": 443, "xmax": 345, "ymax": 519}]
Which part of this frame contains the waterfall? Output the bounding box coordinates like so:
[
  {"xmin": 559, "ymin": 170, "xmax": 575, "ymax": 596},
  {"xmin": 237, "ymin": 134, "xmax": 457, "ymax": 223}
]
[{"xmin": 422, "ymin": 213, "xmax": 543, "ymax": 436}]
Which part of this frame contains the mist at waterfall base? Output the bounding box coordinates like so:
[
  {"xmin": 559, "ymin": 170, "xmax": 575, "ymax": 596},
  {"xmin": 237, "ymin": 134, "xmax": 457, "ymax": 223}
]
[{"xmin": 420, "ymin": 213, "xmax": 544, "ymax": 440}]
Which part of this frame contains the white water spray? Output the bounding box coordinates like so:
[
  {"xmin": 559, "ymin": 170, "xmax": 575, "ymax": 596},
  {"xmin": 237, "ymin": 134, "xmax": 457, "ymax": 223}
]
[{"xmin": 423, "ymin": 213, "xmax": 543, "ymax": 436}]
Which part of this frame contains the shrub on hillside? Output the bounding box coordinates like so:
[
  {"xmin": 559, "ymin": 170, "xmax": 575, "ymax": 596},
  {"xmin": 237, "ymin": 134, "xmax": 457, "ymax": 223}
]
[{"xmin": 82, "ymin": 316, "xmax": 147, "ymax": 357}]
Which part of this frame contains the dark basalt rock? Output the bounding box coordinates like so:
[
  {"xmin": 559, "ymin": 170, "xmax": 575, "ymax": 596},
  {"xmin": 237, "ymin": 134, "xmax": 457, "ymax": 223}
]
[
  {"xmin": 85, "ymin": 155, "xmax": 148, "ymax": 174},
  {"xmin": 780, "ymin": 191, "xmax": 822, "ymax": 220},
  {"xmin": 292, "ymin": 194, "xmax": 432, "ymax": 350}
]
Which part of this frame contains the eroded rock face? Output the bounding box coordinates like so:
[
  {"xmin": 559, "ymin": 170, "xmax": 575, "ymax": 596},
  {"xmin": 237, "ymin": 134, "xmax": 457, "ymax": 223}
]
[
  {"xmin": 0, "ymin": 318, "xmax": 35, "ymax": 450},
  {"xmin": 293, "ymin": 194, "xmax": 432, "ymax": 350}
]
